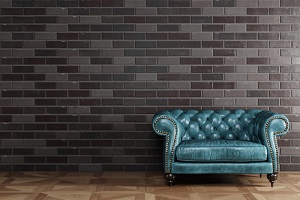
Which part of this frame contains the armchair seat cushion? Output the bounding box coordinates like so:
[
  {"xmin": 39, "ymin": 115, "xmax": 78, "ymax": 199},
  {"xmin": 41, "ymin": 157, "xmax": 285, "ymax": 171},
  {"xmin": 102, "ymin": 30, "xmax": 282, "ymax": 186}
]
[{"xmin": 176, "ymin": 139, "xmax": 267, "ymax": 162}]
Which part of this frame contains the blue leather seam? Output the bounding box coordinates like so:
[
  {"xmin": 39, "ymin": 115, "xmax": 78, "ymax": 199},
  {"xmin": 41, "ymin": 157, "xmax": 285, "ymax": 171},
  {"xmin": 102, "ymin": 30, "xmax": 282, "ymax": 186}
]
[
  {"xmin": 265, "ymin": 116, "xmax": 289, "ymax": 172},
  {"xmin": 153, "ymin": 116, "xmax": 178, "ymax": 173}
]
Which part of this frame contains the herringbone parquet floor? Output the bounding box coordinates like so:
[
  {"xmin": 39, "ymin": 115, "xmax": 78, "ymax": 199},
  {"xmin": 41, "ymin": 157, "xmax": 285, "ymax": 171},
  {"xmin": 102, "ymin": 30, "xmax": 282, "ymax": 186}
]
[{"xmin": 0, "ymin": 172, "xmax": 299, "ymax": 200}]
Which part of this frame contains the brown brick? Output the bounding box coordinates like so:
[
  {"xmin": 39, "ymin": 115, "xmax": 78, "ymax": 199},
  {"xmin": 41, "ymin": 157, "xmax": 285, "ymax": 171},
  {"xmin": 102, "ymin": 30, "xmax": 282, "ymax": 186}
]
[
  {"xmin": 124, "ymin": 16, "xmax": 145, "ymax": 23},
  {"xmin": 180, "ymin": 58, "xmax": 201, "ymax": 65},
  {"xmin": 213, "ymin": 16, "xmax": 235, "ymax": 23},
  {"xmin": 247, "ymin": 58, "xmax": 269, "ymax": 65},
  {"xmin": 192, "ymin": 82, "xmax": 212, "ymax": 89}
]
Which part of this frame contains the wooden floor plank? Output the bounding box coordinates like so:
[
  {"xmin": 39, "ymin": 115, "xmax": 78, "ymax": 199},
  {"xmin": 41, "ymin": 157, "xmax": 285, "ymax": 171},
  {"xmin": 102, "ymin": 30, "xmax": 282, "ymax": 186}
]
[{"xmin": 0, "ymin": 172, "xmax": 298, "ymax": 200}]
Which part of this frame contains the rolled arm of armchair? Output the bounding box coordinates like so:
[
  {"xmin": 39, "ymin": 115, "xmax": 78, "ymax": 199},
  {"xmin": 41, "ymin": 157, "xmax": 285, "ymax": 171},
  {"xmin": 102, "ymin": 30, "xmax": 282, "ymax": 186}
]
[
  {"xmin": 254, "ymin": 111, "xmax": 289, "ymax": 173},
  {"xmin": 152, "ymin": 111, "xmax": 185, "ymax": 173}
]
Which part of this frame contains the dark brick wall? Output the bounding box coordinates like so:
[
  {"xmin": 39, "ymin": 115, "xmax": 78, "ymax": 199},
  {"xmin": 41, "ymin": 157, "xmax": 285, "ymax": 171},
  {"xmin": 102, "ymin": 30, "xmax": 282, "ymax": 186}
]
[{"xmin": 0, "ymin": 0, "xmax": 299, "ymax": 171}]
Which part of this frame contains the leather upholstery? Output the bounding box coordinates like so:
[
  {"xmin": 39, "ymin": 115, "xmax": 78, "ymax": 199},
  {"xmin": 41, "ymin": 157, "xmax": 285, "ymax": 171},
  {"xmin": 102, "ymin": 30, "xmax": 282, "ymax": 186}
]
[
  {"xmin": 152, "ymin": 109, "xmax": 289, "ymax": 174},
  {"xmin": 176, "ymin": 140, "xmax": 267, "ymax": 162}
]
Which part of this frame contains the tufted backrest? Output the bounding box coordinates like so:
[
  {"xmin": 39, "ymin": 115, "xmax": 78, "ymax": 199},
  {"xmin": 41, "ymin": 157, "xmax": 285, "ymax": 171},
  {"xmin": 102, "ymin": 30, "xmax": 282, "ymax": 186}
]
[{"xmin": 168, "ymin": 109, "xmax": 263, "ymax": 143}]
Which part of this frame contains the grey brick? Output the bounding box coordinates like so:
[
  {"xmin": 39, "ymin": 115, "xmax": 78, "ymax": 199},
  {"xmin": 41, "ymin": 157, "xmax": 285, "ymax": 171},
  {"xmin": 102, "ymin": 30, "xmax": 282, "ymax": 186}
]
[
  {"xmin": 102, "ymin": 115, "xmax": 124, "ymax": 122},
  {"xmin": 79, "ymin": 164, "xmax": 102, "ymax": 172},
  {"xmin": 203, "ymin": 90, "xmax": 223, "ymax": 97},
  {"xmin": 0, "ymin": 0, "xmax": 12, "ymax": 7},
  {"xmin": 146, "ymin": 82, "xmax": 168, "ymax": 89},
  {"xmin": 169, "ymin": 65, "xmax": 190, "ymax": 73},
  {"xmin": 35, "ymin": 33, "xmax": 57, "ymax": 40},
  {"xmin": 168, "ymin": 49, "xmax": 190, "ymax": 56},
  {"xmin": 169, "ymin": 81, "xmax": 190, "ymax": 89},
  {"xmin": 136, "ymin": 73, "xmax": 156, "ymax": 81},
  {"xmin": 1, "ymin": 156, "xmax": 24, "ymax": 164},
  {"xmin": 136, "ymin": 57, "xmax": 156, "ymax": 65},
  {"xmin": 113, "ymin": 24, "xmax": 135, "ymax": 31},
  {"xmin": 225, "ymin": 90, "xmax": 246, "ymax": 97},
  {"xmin": 114, "ymin": 57, "xmax": 135, "ymax": 65},
  {"xmin": 69, "ymin": 107, "xmax": 90, "ymax": 114},
  {"xmin": 125, "ymin": 0, "xmax": 146, "ymax": 7},
  {"xmin": 61, "ymin": 15, "xmax": 84, "ymax": 23},
  {"xmin": 34, "ymin": 65, "xmax": 57, "ymax": 73},
  {"xmin": 236, "ymin": 98, "xmax": 258, "ymax": 106},
  {"xmin": 24, "ymin": 140, "xmax": 46, "ymax": 147},
  {"xmin": 147, "ymin": 66, "xmax": 168, "ymax": 73},
  {"xmin": 91, "ymin": 41, "xmax": 112, "ymax": 48},
  {"xmin": 46, "ymin": 24, "xmax": 68, "ymax": 32},
  {"xmin": 125, "ymin": 99, "xmax": 145, "ymax": 106},
  {"xmin": 158, "ymin": 57, "xmax": 179, "ymax": 65},
  {"xmin": 80, "ymin": 16, "xmax": 101, "ymax": 24},
  {"xmin": 12, "ymin": 49, "xmax": 34, "ymax": 57},
  {"xmin": 225, "ymin": 7, "xmax": 246, "ymax": 15},
  {"xmin": 236, "ymin": 65, "xmax": 258, "ymax": 73},
  {"xmin": 248, "ymin": 74, "xmax": 269, "ymax": 81},
  {"xmin": 0, "ymin": 33, "xmax": 12, "ymax": 40},
  {"xmin": 136, "ymin": 24, "xmax": 156, "ymax": 32},
  {"xmin": 146, "ymin": 0, "xmax": 167, "ymax": 7},
  {"xmin": 12, "ymin": 99, "xmax": 34, "ymax": 106},
  {"xmin": 192, "ymin": 33, "xmax": 212, "ymax": 40},
  {"xmin": 46, "ymin": 74, "xmax": 68, "ymax": 81},
  {"xmin": 237, "ymin": 49, "xmax": 257, "ymax": 57},
  {"xmin": 80, "ymin": 65, "xmax": 101, "ymax": 73},
  {"xmin": 236, "ymin": 82, "xmax": 258, "ymax": 89},
  {"xmin": 124, "ymin": 49, "xmax": 146, "ymax": 57},
  {"xmin": 236, "ymin": 0, "xmax": 258, "ymax": 7},
  {"xmin": 91, "ymin": 90, "xmax": 113, "ymax": 97},
  {"xmin": 46, "ymin": 7, "xmax": 68, "ymax": 15},
  {"xmin": 1, "ymin": 140, "xmax": 23, "ymax": 147},
  {"xmin": 57, "ymin": 49, "xmax": 78, "ymax": 57},
  {"xmin": 181, "ymin": 24, "xmax": 201, "ymax": 33},
  {"xmin": 225, "ymin": 74, "xmax": 247, "ymax": 81},
  {"xmin": 192, "ymin": 49, "xmax": 212, "ymax": 57},
  {"xmin": 57, "ymin": 82, "xmax": 78, "ymax": 89},
  {"xmin": 225, "ymin": 24, "xmax": 246, "ymax": 32},
  {"xmin": 214, "ymin": 98, "xmax": 235, "ymax": 106},
  {"xmin": 69, "ymin": 57, "xmax": 90, "ymax": 64},
  {"xmin": 136, "ymin": 8, "xmax": 156, "ymax": 15},
  {"xmin": 125, "ymin": 66, "xmax": 146, "ymax": 73},
  {"xmin": 35, "ymin": 148, "xmax": 57, "ymax": 155},
  {"xmin": 203, "ymin": 7, "xmax": 224, "ymax": 15},
  {"xmin": 102, "ymin": 49, "xmax": 123, "ymax": 57}
]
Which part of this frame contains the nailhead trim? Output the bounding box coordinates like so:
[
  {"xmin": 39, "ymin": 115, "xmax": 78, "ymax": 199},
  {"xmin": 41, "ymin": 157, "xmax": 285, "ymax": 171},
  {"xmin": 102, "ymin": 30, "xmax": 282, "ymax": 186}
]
[
  {"xmin": 155, "ymin": 115, "xmax": 288, "ymax": 173},
  {"xmin": 154, "ymin": 116, "xmax": 178, "ymax": 173},
  {"xmin": 265, "ymin": 116, "xmax": 289, "ymax": 172}
]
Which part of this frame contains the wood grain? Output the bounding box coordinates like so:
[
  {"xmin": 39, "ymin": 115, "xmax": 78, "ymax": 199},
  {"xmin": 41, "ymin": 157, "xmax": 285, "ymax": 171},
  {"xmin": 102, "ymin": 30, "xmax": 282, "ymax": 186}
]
[{"xmin": 0, "ymin": 172, "xmax": 299, "ymax": 200}]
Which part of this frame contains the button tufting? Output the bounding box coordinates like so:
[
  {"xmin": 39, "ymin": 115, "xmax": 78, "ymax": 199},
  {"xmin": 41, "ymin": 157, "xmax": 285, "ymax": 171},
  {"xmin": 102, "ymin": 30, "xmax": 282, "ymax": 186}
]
[
  {"xmin": 214, "ymin": 128, "xmax": 217, "ymax": 131},
  {"xmin": 229, "ymin": 128, "xmax": 232, "ymax": 131}
]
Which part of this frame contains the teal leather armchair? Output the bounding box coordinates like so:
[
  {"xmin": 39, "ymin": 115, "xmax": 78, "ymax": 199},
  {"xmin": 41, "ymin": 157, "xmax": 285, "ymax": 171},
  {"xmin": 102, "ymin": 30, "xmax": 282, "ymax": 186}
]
[{"xmin": 152, "ymin": 109, "xmax": 289, "ymax": 187}]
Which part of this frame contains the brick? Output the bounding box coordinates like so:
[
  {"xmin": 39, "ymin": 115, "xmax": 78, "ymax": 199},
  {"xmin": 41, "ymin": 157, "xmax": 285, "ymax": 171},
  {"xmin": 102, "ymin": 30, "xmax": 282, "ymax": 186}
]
[{"xmin": 146, "ymin": 0, "xmax": 167, "ymax": 7}]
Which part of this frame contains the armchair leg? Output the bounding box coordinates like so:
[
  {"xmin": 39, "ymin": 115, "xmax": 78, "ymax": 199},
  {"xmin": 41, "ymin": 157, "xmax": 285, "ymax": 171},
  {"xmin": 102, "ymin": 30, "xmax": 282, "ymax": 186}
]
[
  {"xmin": 166, "ymin": 174, "xmax": 176, "ymax": 187},
  {"xmin": 260, "ymin": 174, "xmax": 262, "ymax": 178},
  {"xmin": 267, "ymin": 173, "xmax": 278, "ymax": 187}
]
